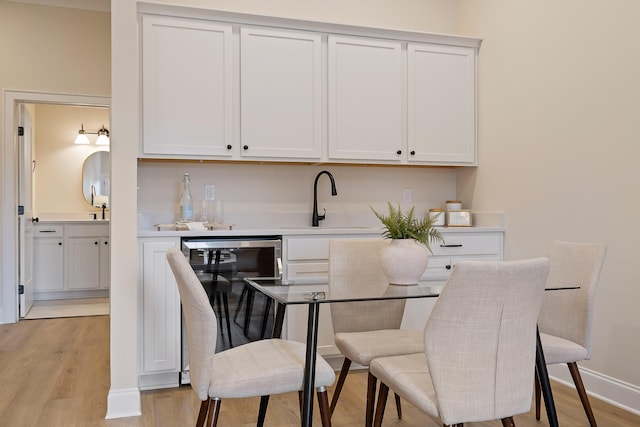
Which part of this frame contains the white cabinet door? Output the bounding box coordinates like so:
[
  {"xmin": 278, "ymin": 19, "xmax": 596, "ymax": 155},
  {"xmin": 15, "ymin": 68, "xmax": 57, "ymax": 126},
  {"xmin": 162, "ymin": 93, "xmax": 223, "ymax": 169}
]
[
  {"xmin": 328, "ymin": 35, "xmax": 403, "ymax": 162},
  {"xmin": 67, "ymin": 238, "xmax": 101, "ymax": 290},
  {"xmin": 99, "ymin": 238, "xmax": 110, "ymax": 289},
  {"xmin": 142, "ymin": 16, "xmax": 233, "ymax": 157},
  {"xmin": 33, "ymin": 238, "xmax": 64, "ymax": 291},
  {"xmin": 240, "ymin": 26, "xmax": 322, "ymax": 160},
  {"xmin": 407, "ymin": 43, "xmax": 476, "ymax": 165},
  {"xmin": 140, "ymin": 239, "xmax": 181, "ymax": 374}
]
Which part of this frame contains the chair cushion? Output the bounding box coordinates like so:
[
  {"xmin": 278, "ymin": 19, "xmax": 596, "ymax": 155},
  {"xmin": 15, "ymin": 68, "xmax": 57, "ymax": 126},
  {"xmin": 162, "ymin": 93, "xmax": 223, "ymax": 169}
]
[
  {"xmin": 209, "ymin": 339, "xmax": 335, "ymax": 399},
  {"xmin": 370, "ymin": 353, "xmax": 439, "ymax": 417},
  {"xmin": 334, "ymin": 329, "xmax": 424, "ymax": 366},
  {"xmin": 540, "ymin": 333, "xmax": 589, "ymax": 365}
]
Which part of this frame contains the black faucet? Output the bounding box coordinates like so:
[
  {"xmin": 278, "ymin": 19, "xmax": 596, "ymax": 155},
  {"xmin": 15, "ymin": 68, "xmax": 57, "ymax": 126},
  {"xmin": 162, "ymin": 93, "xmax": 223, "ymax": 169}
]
[
  {"xmin": 101, "ymin": 203, "xmax": 107, "ymax": 220},
  {"xmin": 312, "ymin": 170, "xmax": 337, "ymax": 227}
]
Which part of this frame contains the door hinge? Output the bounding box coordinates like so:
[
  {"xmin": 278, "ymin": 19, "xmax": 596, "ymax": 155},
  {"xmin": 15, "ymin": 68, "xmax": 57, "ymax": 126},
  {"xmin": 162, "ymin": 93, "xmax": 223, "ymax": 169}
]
[
  {"xmin": 18, "ymin": 126, "xmax": 24, "ymax": 136},
  {"xmin": 18, "ymin": 285, "xmax": 24, "ymax": 295},
  {"xmin": 18, "ymin": 205, "xmax": 24, "ymax": 215}
]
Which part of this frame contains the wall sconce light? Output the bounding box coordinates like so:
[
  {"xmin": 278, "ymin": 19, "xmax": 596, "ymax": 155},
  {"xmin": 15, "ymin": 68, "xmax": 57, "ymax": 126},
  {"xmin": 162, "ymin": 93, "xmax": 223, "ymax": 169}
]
[{"xmin": 74, "ymin": 124, "xmax": 110, "ymax": 145}]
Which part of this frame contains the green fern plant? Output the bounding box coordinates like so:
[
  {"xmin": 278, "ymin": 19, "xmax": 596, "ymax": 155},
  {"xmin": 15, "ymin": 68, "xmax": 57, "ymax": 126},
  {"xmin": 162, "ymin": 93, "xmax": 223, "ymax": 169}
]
[{"xmin": 371, "ymin": 202, "xmax": 444, "ymax": 254}]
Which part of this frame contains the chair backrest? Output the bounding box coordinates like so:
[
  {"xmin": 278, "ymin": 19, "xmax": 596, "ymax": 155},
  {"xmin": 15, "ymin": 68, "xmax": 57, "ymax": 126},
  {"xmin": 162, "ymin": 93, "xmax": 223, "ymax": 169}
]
[
  {"xmin": 328, "ymin": 239, "xmax": 406, "ymax": 333},
  {"xmin": 167, "ymin": 248, "xmax": 217, "ymax": 401},
  {"xmin": 424, "ymin": 258, "xmax": 549, "ymax": 425},
  {"xmin": 538, "ymin": 240, "xmax": 607, "ymax": 356}
]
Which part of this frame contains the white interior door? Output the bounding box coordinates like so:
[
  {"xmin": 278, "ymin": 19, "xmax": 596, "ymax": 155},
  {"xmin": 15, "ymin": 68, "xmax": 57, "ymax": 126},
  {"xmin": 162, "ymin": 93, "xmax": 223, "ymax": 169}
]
[{"xmin": 18, "ymin": 104, "xmax": 35, "ymax": 317}]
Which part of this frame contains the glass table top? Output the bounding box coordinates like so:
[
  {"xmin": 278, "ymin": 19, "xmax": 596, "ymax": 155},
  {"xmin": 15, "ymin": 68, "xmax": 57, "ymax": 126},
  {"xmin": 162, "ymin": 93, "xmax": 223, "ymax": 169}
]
[{"xmin": 243, "ymin": 277, "xmax": 443, "ymax": 305}]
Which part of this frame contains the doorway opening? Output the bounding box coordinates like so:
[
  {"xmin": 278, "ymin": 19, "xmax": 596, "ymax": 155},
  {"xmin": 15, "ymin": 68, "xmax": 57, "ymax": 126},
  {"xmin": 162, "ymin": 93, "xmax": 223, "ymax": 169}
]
[{"xmin": 1, "ymin": 91, "xmax": 111, "ymax": 324}]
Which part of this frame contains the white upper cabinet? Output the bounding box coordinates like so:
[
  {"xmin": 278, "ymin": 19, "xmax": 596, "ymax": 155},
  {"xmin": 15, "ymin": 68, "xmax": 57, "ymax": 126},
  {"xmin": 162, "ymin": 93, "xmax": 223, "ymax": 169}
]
[
  {"xmin": 327, "ymin": 35, "xmax": 403, "ymax": 162},
  {"xmin": 142, "ymin": 15, "xmax": 233, "ymax": 157},
  {"xmin": 138, "ymin": 9, "xmax": 479, "ymax": 165},
  {"xmin": 407, "ymin": 43, "xmax": 476, "ymax": 165},
  {"xmin": 240, "ymin": 26, "xmax": 322, "ymax": 160}
]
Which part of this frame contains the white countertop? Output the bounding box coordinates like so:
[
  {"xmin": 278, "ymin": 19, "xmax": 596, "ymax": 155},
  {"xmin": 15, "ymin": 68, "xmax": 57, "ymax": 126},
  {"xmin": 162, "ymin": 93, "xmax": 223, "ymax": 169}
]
[{"xmin": 137, "ymin": 224, "xmax": 504, "ymax": 238}]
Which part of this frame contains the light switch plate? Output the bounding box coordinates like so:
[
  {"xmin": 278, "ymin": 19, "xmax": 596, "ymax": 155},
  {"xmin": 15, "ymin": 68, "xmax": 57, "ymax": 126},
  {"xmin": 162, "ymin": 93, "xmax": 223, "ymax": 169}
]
[
  {"xmin": 204, "ymin": 184, "xmax": 216, "ymax": 201},
  {"xmin": 402, "ymin": 189, "xmax": 412, "ymax": 204}
]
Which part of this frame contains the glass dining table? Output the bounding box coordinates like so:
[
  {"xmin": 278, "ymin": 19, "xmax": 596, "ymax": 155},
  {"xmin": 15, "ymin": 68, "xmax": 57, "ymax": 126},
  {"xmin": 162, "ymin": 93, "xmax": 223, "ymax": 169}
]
[{"xmin": 244, "ymin": 276, "xmax": 569, "ymax": 427}]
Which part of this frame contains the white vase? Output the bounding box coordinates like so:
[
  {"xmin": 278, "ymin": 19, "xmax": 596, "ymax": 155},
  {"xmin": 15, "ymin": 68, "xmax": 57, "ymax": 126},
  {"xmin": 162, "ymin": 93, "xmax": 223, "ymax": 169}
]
[{"xmin": 379, "ymin": 239, "xmax": 429, "ymax": 285}]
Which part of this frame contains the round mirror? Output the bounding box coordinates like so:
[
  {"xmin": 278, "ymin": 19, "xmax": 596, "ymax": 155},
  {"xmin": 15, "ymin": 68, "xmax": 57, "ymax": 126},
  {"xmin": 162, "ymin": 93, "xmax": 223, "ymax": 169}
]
[{"xmin": 82, "ymin": 151, "xmax": 110, "ymax": 207}]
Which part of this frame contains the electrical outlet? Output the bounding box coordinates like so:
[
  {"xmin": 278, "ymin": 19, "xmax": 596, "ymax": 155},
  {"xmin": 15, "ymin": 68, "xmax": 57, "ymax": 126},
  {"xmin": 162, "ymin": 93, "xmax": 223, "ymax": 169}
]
[
  {"xmin": 402, "ymin": 189, "xmax": 412, "ymax": 204},
  {"xmin": 204, "ymin": 184, "xmax": 216, "ymax": 201}
]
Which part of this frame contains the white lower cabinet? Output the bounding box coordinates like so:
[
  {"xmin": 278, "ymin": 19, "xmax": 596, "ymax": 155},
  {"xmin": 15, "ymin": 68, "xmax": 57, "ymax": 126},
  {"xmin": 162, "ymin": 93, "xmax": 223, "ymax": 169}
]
[
  {"xmin": 33, "ymin": 223, "xmax": 110, "ymax": 299},
  {"xmin": 138, "ymin": 237, "xmax": 181, "ymax": 390},
  {"xmin": 283, "ymin": 230, "xmax": 503, "ymax": 361}
]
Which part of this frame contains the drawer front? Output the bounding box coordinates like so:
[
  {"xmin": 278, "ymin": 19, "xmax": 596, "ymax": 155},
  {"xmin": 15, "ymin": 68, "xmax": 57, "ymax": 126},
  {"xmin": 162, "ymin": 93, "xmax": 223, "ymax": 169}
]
[
  {"xmin": 424, "ymin": 254, "xmax": 501, "ymax": 281},
  {"xmin": 66, "ymin": 224, "xmax": 109, "ymax": 237},
  {"xmin": 34, "ymin": 225, "xmax": 63, "ymax": 237},
  {"xmin": 287, "ymin": 238, "xmax": 330, "ymax": 261},
  {"xmin": 433, "ymin": 232, "xmax": 502, "ymax": 256},
  {"xmin": 286, "ymin": 261, "xmax": 329, "ymax": 280}
]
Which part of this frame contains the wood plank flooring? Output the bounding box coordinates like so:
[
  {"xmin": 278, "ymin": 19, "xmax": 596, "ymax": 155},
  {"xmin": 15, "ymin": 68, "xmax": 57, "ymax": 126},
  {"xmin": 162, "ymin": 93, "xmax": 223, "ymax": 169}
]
[{"xmin": 1, "ymin": 316, "xmax": 638, "ymax": 426}]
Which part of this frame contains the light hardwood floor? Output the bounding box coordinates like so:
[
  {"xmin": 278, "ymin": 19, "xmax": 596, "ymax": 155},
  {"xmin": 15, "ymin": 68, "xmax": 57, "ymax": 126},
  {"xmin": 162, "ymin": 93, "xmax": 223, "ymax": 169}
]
[{"xmin": 1, "ymin": 316, "xmax": 638, "ymax": 426}]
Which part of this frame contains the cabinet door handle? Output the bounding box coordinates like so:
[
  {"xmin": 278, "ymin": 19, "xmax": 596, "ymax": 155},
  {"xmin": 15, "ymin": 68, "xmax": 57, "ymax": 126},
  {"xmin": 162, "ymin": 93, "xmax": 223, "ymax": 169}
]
[
  {"xmin": 104, "ymin": 241, "xmax": 108, "ymax": 245},
  {"xmin": 226, "ymin": 144, "xmax": 232, "ymax": 150},
  {"xmin": 445, "ymin": 264, "xmax": 452, "ymax": 270},
  {"xmin": 243, "ymin": 145, "xmax": 249, "ymax": 150},
  {"xmin": 410, "ymin": 150, "xmax": 416, "ymax": 156},
  {"xmin": 440, "ymin": 244, "xmax": 463, "ymax": 248},
  {"xmin": 396, "ymin": 150, "xmax": 402, "ymax": 155},
  {"xmin": 95, "ymin": 241, "xmax": 99, "ymax": 245},
  {"xmin": 58, "ymin": 242, "xmax": 62, "ymax": 246}
]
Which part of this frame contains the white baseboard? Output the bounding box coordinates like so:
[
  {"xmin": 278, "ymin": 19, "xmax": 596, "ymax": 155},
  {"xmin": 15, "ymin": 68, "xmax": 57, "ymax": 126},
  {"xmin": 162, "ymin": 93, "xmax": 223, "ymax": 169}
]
[
  {"xmin": 105, "ymin": 388, "xmax": 141, "ymax": 419},
  {"xmin": 548, "ymin": 364, "xmax": 640, "ymax": 416}
]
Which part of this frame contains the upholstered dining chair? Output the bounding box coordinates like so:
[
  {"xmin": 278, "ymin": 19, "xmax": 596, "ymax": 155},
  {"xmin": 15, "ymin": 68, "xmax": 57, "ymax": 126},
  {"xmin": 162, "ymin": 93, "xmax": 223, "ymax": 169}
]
[
  {"xmin": 370, "ymin": 258, "xmax": 550, "ymax": 427},
  {"xmin": 535, "ymin": 240, "xmax": 607, "ymax": 427},
  {"xmin": 328, "ymin": 239, "xmax": 424, "ymax": 426},
  {"xmin": 166, "ymin": 248, "xmax": 336, "ymax": 427}
]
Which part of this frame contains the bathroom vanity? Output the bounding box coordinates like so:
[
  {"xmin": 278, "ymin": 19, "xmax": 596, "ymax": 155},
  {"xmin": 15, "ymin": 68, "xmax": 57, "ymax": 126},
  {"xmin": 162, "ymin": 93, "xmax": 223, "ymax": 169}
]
[{"xmin": 33, "ymin": 220, "xmax": 110, "ymax": 300}]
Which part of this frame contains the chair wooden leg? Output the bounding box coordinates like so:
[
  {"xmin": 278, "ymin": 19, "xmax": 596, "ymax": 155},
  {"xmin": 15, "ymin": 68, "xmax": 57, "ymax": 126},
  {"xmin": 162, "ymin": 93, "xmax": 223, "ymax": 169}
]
[
  {"xmin": 366, "ymin": 372, "xmax": 377, "ymax": 427},
  {"xmin": 207, "ymin": 398, "xmax": 221, "ymax": 427},
  {"xmin": 568, "ymin": 362, "xmax": 598, "ymax": 427},
  {"xmin": 535, "ymin": 368, "xmax": 541, "ymax": 420},
  {"xmin": 196, "ymin": 400, "xmax": 209, "ymax": 427},
  {"xmin": 372, "ymin": 381, "xmax": 389, "ymax": 427},
  {"xmin": 257, "ymin": 395, "xmax": 270, "ymax": 427},
  {"xmin": 394, "ymin": 392, "xmax": 402, "ymax": 419},
  {"xmin": 329, "ymin": 358, "xmax": 352, "ymax": 415},
  {"xmin": 317, "ymin": 389, "xmax": 332, "ymax": 427},
  {"xmin": 501, "ymin": 417, "xmax": 515, "ymax": 427}
]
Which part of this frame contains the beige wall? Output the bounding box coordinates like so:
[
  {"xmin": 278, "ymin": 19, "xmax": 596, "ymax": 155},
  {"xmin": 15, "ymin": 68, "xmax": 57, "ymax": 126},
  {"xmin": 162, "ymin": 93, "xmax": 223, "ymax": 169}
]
[
  {"xmin": 455, "ymin": 0, "xmax": 640, "ymax": 392},
  {"xmin": 0, "ymin": 2, "xmax": 110, "ymax": 321},
  {"xmin": 34, "ymin": 104, "xmax": 109, "ymax": 217}
]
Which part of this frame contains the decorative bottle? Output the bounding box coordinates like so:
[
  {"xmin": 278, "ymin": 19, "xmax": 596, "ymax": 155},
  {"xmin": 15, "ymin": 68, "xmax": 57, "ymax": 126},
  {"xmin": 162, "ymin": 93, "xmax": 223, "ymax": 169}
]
[{"xmin": 180, "ymin": 173, "xmax": 194, "ymax": 222}]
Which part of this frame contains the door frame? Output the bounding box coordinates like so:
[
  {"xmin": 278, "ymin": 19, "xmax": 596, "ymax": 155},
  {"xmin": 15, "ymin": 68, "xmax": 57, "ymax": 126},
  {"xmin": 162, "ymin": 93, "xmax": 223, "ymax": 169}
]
[{"xmin": 1, "ymin": 90, "xmax": 111, "ymax": 324}]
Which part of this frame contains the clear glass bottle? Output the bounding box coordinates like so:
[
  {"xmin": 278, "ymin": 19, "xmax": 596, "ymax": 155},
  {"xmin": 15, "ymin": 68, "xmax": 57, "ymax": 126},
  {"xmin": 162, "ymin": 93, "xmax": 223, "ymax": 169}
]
[{"xmin": 180, "ymin": 173, "xmax": 194, "ymax": 222}]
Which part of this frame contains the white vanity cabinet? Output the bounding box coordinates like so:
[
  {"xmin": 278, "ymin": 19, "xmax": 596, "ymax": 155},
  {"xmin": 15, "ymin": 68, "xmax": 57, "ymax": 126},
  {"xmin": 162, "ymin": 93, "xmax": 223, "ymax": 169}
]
[
  {"xmin": 138, "ymin": 237, "xmax": 181, "ymax": 390},
  {"xmin": 407, "ymin": 43, "xmax": 477, "ymax": 165},
  {"xmin": 240, "ymin": 26, "xmax": 323, "ymax": 160},
  {"xmin": 33, "ymin": 222, "xmax": 110, "ymax": 299},
  {"xmin": 33, "ymin": 225, "xmax": 64, "ymax": 292},
  {"xmin": 141, "ymin": 15, "xmax": 234, "ymax": 158},
  {"xmin": 327, "ymin": 35, "xmax": 403, "ymax": 162}
]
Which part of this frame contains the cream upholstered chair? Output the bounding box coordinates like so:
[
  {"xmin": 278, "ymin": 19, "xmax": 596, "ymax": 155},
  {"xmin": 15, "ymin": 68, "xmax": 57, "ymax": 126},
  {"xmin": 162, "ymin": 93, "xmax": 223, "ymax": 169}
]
[
  {"xmin": 535, "ymin": 241, "xmax": 607, "ymax": 427},
  {"xmin": 370, "ymin": 258, "xmax": 550, "ymax": 427},
  {"xmin": 328, "ymin": 239, "xmax": 424, "ymax": 425},
  {"xmin": 166, "ymin": 248, "xmax": 336, "ymax": 427}
]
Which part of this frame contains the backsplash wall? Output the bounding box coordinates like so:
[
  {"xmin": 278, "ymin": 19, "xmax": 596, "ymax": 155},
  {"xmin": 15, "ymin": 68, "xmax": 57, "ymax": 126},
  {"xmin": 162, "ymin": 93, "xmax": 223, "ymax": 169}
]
[{"xmin": 137, "ymin": 161, "xmax": 458, "ymax": 229}]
